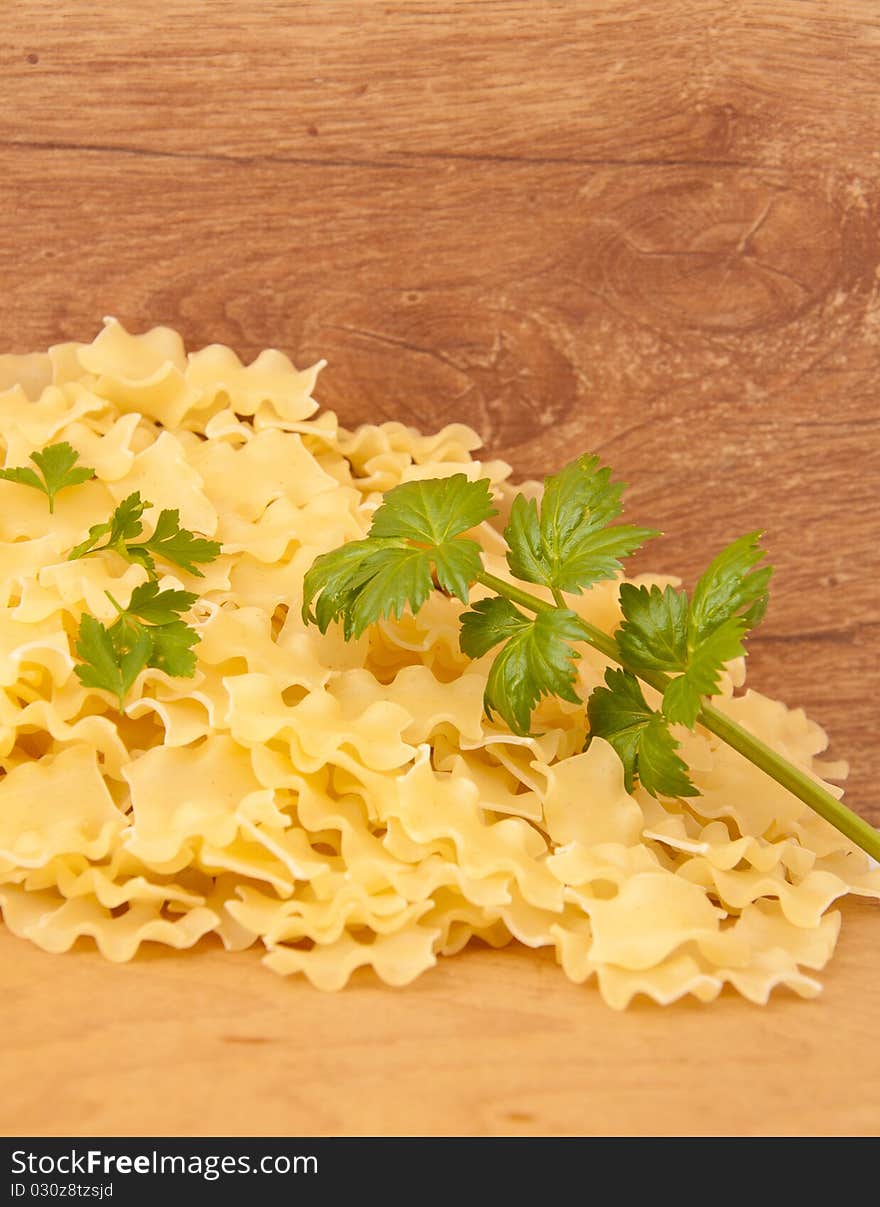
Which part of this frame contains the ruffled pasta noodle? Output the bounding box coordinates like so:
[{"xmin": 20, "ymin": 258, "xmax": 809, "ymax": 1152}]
[{"xmin": 0, "ymin": 318, "xmax": 877, "ymax": 1008}]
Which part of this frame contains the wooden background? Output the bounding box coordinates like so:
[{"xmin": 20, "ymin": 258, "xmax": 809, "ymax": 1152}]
[{"xmin": 0, "ymin": 0, "xmax": 877, "ymax": 1137}]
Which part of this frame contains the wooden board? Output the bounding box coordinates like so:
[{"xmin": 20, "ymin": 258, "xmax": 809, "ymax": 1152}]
[
  {"xmin": 0, "ymin": 0, "xmax": 877, "ymax": 1137},
  {"xmin": 1, "ymin": 899, "xmax": 878, "ymax": 1138}
]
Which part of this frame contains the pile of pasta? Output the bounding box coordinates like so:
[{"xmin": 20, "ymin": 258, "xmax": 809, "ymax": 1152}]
[{"xmin": 0, "ymin": 319, "xmax": 876, "ymax": 1008}]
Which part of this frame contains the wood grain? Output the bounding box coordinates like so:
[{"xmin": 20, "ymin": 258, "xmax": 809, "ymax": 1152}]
[
  {"xmin": 1, "ymin": 901, "xmax": 878, "ymax": 1138},
  {"xmin": 0, "ymin": 0, "xmax": 877, "ymax": 1137}
]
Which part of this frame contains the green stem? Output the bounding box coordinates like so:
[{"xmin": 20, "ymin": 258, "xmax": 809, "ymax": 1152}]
[
  {"xmin": 698, "ymin": 703, "xmax": 880, "ymax": 859},
  {"xmin": 478, "ymin": 569, "xmax": 556, "ymax": 616},
  {"xmin": 475, "ymin": 570, "xmax": 880, "ymax": 861}
]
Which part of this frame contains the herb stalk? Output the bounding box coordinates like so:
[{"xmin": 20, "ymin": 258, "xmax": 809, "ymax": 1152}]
[{"xmin": 477, "ymin": 570, "xmax": 880, "ymax": 860}]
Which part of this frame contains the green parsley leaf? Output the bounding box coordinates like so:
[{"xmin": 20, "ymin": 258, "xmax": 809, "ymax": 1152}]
[
  {"xmin": 69, "ymin": 493, "xmax": 220, "ymax": 578},
  {"xmin": 616, "ymin": 583, "xmax": 689, "ymax": 672},
  {"xmin": 126, "ymin": 508, "xmax": 222, "ymax": 577},
  {"xmin": 661, "ymin": 616, "xmax": 748, "ymax": 726},
  {"xmin": 369, "ymin": 474, "xmax": 495, "ymax": 544},
  {"xmin": 291, "ymin": 454, "xmax": 880, "ymax": 866},
  {"xmin": 304, "ymin": 538, "xmax": 436, "ymax": 639},
  {"xmin": 121, "ymin": 581, "xmax": 199, "ymax": 625},
  {"xmin": 69, "ymin": 491, "xmax": 148, "ymax": 560},
  {"xmin": 30, "ymin": 443, "xmax": 95, "ymax": 510},
  {"xmin": 690, "ymin": 530, "xmax": 772, "ymax": 641},
  {"xmin": 303, "ymin": 538, "xmax": 391, "ymax": 637},
  {"xmin": 586, "ymin": 667, "xmax": 697, "ymax": 797},
  {"xmin": 0, "ymin": 441, "xmax": 95, "ymax": 513},
  {"xmin": 302, "ymin": 474, "xmax": 496, "ymax": 638},
  {"xmin": 616, "ymin": 533, "xmax": 772, "ymax": 727},
  {"xmin": 638, "ymin": 715, "xmax": 698, "ymax": 799},
  {"xmin": 472, "ymin": 604, "xmax": 584, "ymax": 735},
  {"xmin": 459, "ymin": 596, "xmax": 529, "ymax": 659},
  {"xmin": 345, "ymin": 542, "xmax": 439, "ymax": 638},
  {"xmin": 74, "ymin": 613, "xmax": 152, "ymax": 709},
  {"xmin": 74, "ymin": 584, "xmax": 203, "ymax": 707},
  {"xmin": 146, "ymin": 619, "xmax": 200, "ymax": 677},
  {"xmin": 0, "ymin": 465, "xmax": 44, "ymax": 493},
  {"xmin": 504, "ymin": 455, "xmax": 657, "ymax": 594},
  {"xmin": 501, "ymin": 495, "xmax": 545, "ymax": 585}
]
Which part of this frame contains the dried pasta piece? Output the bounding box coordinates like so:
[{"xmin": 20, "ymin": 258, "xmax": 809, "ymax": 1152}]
[
  {"xmin": 0, "ymin": 745, "xmax": 123, "ymax": 867},
  {"xmin": 0, "ymin": 319, "xmax": 872, "ymax": 1008},
  {"xmin": 0, "ymin": 351, "xmax": 53, "ymax": 399},
  {"xmin": 583, "ymin": 872, "xmax": 734, "ymax": 970},
  {"xmin": 122, "ymin": 736, "xmax": 275, "ymax": 863},
  {"xmin": 0, "ymin": 884, "xmax": 218, "ymax": 961},
  {"xmin": 595, "ymin": 953, "xmax": 725, "ymax": 1010},
  {"xmin": 185, "ymin": 343, "xmax": 322, "ymax": 424},
  {"xmin": 263, "ymin": 924, "xmax": 441, "ymax": 990},
  {"xmin": 397, "ymin": 749, "xmax": 563, "ymax": 911},
  {"xmin": 77, "ymin": 319, "xmax": 201, "ymax": 429},
  {"xmin": 112, "ymin": 431, "xmax": 217, "ymax": 536},
  {"xmin": 540, "ymin": 739, "xmax": 644, "ymax": 848},
  {"xmin": 0, "ymin": 382, "xmax": 106, "ymax": 455}
]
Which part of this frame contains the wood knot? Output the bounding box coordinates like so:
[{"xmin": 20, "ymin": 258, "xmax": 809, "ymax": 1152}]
[{"xmin": 591, "ymin": 181, "xmax": 841, "ymax": 333}]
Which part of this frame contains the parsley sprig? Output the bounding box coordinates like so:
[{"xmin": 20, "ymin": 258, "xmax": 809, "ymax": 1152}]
[
  {"xmin": 617, "ymin": 532, "xmax": 771, "ymax": 727},
  {"xmin": 587, "ymin": 668, "xmax": 698, "ymax": 798},
  {"xmin": 74, "ymin": 583, "xmax": 201, "ymax": 708},
  {"xmin": 3, "ymin": 442, "xmax": 222, "ymax": 708},
  {"xmin": 303, "ymin": 474, "xmax": 496, "ymax": 638},
  {"xmin": 587, "ymin": 530, "xmax": 773, "ymax": 791},
  {"xmin": 505, "ymin": 455, "xmax": 658, "ymax": 594},
  {"xmin": 69, "ymin": 491, "xmax": 221, "ymax": 578},
  {"xmin": 0, "ymin": 441, "xmax": 95, "ymax": 512},
  {"xmin": 304, "ymin": 455, "xmax": 880, "ymax": 861},
  {"xmin": 460, "ymin": 598, "xmax": 585, "ymax": 734}
]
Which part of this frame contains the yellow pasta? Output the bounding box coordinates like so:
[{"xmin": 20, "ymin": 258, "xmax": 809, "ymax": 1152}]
[{"xmin": 0, "ymin": 317, "xmax": 876, "ymax": 1007}]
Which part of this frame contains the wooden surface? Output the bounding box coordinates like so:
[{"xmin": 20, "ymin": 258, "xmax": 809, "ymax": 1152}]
[
  {"xmin": 0, "ymin": 0, "xmax": 878, "ymax": 1137},
  {"xmin": 0, "ymin": 898, "xmax": 877, "ymax": 1138}
]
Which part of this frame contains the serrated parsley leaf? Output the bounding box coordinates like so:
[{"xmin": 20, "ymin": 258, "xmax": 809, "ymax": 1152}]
[
  {"xmin": 501, "ymin": 495, "xmax": 545, "ymax": 585},
  {"xmin": 586, "ymin": 667, "xmax": 653, "ymax": 790},
  {"xmin": 478, "ymin": 606, "xmax": 584, "ymax": 735},
  {"xmin": 369, "ymin": 474, "xmax": 495, "ymax": 543},
  {"xmin": 74, "ymin": 614, "xmax": 152, "ymax": 709},
  {"xmin": 459, "ymin": 596, "xmax": 529, "ymax": 659},
  {"xmin": 346, "ymin": 543, "xmax": 438, "ymax": 638},
  {"xmin": 430, "ymin": 537, "xmax": 485, "ymax": 601},
  {"xmin": 74, "ymin": 584, "xmax": 202, "ymax": 707},
  {"xmin": 587, "ymin": 668, "xmax": 697, "ymax": 797},
  {"xmin": 302, "ymin": 474, "xmax": 496, "ymax": 638},
  {"xmin": 106, "ymin": 491, "xmax": 149, "ymax": 544},
  {"xmin": 690, "ymin": 531, "xmax": 772, "ymax": 641},
  {"xmin": 637, "ymin": 715, "xmax": 698, "ymax": 799},
  {"xmin": 146, "ymin": 619, "xmax": 200, "ymax": 677},
  {"xmin": 504, "ymin": 455, "xmax": 657, "ymax": 594},
  {"xmin": 126, "ymin": 508, "xmax": 222, "ymax": 577},
  {"xmin": 0, "ymin": 441, "xmax": 95, "ymax": 513},
  {"xmin": 542, "ymin": 456, "xmax": 625, "ymax": 540},
  {"xmin": 661, "ymin": 616, "xmax": 748, "ymax": 725},
  {"xmin": 617, "ymin": 583, "xmax": 689, "ymax": 672},
  {"xmin": 69, "ymin": 491, "xmax": 147, "ymax": 560},
  {"xmin": 30, "ymin": 443, "xmax": 95, "ymax": 509},
  {"xmin": 122, "ymin": 581, "xmax": 199, "ymax": 625},
  {"xmin": 302, "ymin": 538, "xmax": 392, "ymax": 636},
  {"xmin": 0, "ymin": 465, "xmax": 44, "ymax": 492},
  {"xmin": 616, "ymin": 534, "xmax": 772, "ymax": 727},
  {"xmin": 69, "ymin": 493, "xmax": 220, "ymax": 578},
  {"xmin": 304, "ymin": 538, "xmax": 434, "ymax": 640}
]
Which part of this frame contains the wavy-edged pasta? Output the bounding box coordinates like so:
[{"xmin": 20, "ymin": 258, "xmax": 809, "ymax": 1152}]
[{"xmin": 0, "ymin": 318, "xmax": 876, "ymax": 1007}]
